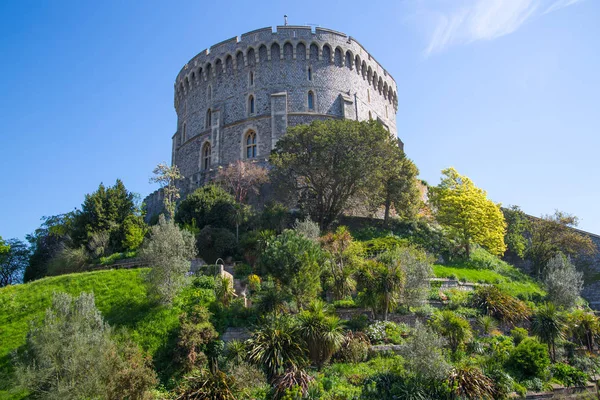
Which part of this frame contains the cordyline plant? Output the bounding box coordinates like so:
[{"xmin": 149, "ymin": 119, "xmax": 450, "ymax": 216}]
[
  {"xmin": 470, "ymin": 286, "xmax": 530, "ymax": 327},
  {"xmin": 447, "ymin": 365, "xmax": 496, "ymax": 400}
]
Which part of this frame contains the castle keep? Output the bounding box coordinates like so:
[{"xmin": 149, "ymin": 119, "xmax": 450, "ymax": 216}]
[{"xmin": 145, "ymin": 25, "xmax": 399, "ymax": 214}]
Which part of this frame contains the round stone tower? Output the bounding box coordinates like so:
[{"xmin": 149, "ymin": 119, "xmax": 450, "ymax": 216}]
[{"xmin": 170, "ymin": 25, "xmax": 399, "ymax": 193}]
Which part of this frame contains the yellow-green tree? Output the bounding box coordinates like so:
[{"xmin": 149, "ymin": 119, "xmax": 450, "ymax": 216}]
[{"xmin": 429, "ymin": 168, "xmax": 506, "ymax": 258}]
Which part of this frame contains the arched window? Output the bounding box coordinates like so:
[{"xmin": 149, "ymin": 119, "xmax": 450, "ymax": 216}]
[
  {"xmin": 249, "ymin": 71, "xmax": 254, "ymax": 86},
  {"xmin": 308, "ymin": 91, "xmax": 314, "ymax": 111},
  {"xmin": 202, "ymin": 142, "xmax": 211, "ymax": 170},
  {"xmin": 307, "ymin": 67, "xmax": 312, "ymax": 81},
  {"xmin": 245, "ymin": 131, "xmax": 257, "ymax": 159},
  {"xmin": 248, "ymin": 95, "xmax": 255, "ymax": 115},
  {"xmin": 206, "ymin": 109, "xmax": 212, "ymax": 128}
]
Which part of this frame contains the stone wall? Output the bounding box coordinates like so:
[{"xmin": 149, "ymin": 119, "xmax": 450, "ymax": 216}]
[{"xmin": 171, "ymin": 25, "xmax": 399, "ymax": 185}]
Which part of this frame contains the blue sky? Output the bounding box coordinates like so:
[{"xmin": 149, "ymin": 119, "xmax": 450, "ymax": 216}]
[{"xmin": 0, "ymin": 0, "xmax": 598, "ymax": 241}]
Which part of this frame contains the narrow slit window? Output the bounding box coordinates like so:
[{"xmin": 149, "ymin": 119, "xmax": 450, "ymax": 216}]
[
  {"xmin": 249, "ymin": 71, "xmax": 254, "ymax": 86},
  {"xmin": 249, "ymin": 95, "xmax": 255, "ymax": 115},
  {"xmin": 206, "ymin": 109, "xmax": 212, "ymax": 128},
  {"xmin": 308, "ymin": 67, "xmax": 312, "ymax": 81},
  {"xmin": 308, "ymin": 91, "xmax": 314, "ymax": 110}
]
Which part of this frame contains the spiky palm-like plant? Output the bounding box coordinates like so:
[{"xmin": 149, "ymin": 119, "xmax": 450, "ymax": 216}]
[
  {"xmin": 297, "ymin": 300, "xmax": 345, "ymax": 369},
  {"xmin": 176, "ymin": 369, "xmax": 237, "ymax": 400},
  {"xmin": 246, "ymin": 314, "xmax": 307, "ymax": 382},
  {"xmin": 568, "ymin": 310, "xmax": 600, "ymax": 352},
  {"xmin": 531, "ymin": 302, "xmax": 566, "ymax": 362},
  {"xmin": 448, "ymin": 365, "xmax": 496, "ymax": 400}
]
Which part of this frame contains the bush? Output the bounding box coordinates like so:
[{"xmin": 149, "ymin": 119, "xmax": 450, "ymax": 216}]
[
  {"xmin": 47, "ymin": 245, "xmax": 88, "ymax": 276},
  {"xmin": 197, "ymin": 225, "xmax": 238, "ymax": 264},
  {"xmin": 399, "ymin": 321, "xmax": 451, "ymax": 380},
  {"xmin": 333, "ymin": 298, "xmax": 357, "ymax": 308},
  {"xmin": 233, "ymin": 263, "xmax": 253, "ymax": 279},
  {"xmin": 510, "ymin": 327, "xmax": 529, "ymax": 345},
  {"xmin": 543, "ymin": 254, "xmax": 583, "ymax": 309},
  {"xmin": 430, "ymin": 311, "xmax": 473, "ymax": 353},
  {"xmin": 360, "ymin": 236, "xmax": 410, "ymax": 258},
  {"xmin": 508, "ymin": 338, "xmax": 550, "ymax": 379},
  {"xmin": 139, "ymin": 215, "xmax": 196, "ymax": 305},
  {"xmin": 293, "ymin": 219, "xmax": 320, "ymax": 241},
  {"xmin": 551, "ymin": 362, "xmax": 589, "ymax": 387},
  {"xmin": 345, "ymin": 314, "xmax": 369, "ymax": 332},
  {"xmin": 333, "ymin": 332, "xmax": 370, "ymax": 364},
  {"xmin": 175, "ymin": 184, "xmax": 237, "ymax": 230},
  {"xmin": 470, "ymin": 286, "xmax": 529, "ymax": 326},
  {"xmin": 14, "ymin": 292, "xmax": 156, "ymax": 400}
]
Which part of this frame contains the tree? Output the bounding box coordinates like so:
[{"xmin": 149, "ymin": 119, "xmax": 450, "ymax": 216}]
[
  {"xmin": 216, "ymin": 160, "xmax": 269, "ymax": 204},
  {"xmin": 72, "ymin": 179, "xmax": 138, "ymax": 253},
  {"xmin": 567, "ymin": 310, "xmax": 600, "ymax": 352},
  {"xmin": 177, "ymin": 305, "xmax": 218, "ymax": 371},
  {"xmin": 121, "ymin": 214, "xmax": 147, "ymax": 251},
  {"xmin": 175, "ymin": 184, "xmax": 237, "ymax": 231},
  {"xmin": 259, "ymin": 230, "xmax": 324, "ymax": 308},
  {"xmin": 527, "ymin": 211, "xmax": 595, "ymax": 276},
  {"xmin": 139, "ymin": 215, "xmax": 196, "ymax": 305},
  {"xmin": 399, "ymin": 320, "xmax": 451, "ymax": 381},
  {"xmin": 150, "ymin": 162, "xmax": 183, "ymax": 220},
  {"xmin": 296, "ymin": 300, "xmax": 345, "ymax": 369},
  {"xmin": 502, "ymin": 205, "xmax": 529, "ymax": 259},
  {"xmin": 320, "ymin": 226, "xmax": 361, "ymax": 300},
  {"xmin": 356, "ymin": 249, "xmax": 406, "ymax": 320},
  {"xmin": 429, "ymin": 167, "xmax": 506, "ymax": 258},
  {"xmin": 0, "ymin": 238, "xmax": 29, "ymax": 287},
  {"xmin": 14, "ymin": 292, "xmax": 156, "ymax": 400},
  {"xmin": 270, "ymin": 119, "xmax": 404, "ymax": 230},
  {"xmin": 25, "ymin": 213, "xmax": 75, "ymax": 282},
  {"xmin": 246, "ymin": 314, "xmax": 307, "ymax": 382},
  {"xmin": 430, "ymin": 310, "xmax": 473, "ymax": 354},
  {"xmin": 531, "ymin": 302, "xmax": 566, "ymax": 362},
  {"xmin": 543, "ymin": 253, "xmax": 583, "ymax": 309},
  {"xmin": 373, "ymin": 143, "xmax": 421, "ymax": 224}
]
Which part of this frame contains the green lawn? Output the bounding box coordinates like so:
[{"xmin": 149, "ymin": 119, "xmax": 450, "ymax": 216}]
[
  {"xmin": 433, "ymin": 264, "xmax": 545, "ymax": 300},
  {"xmin": 0, "ymin": 268, "xmax": 213, "ymax": 399}
]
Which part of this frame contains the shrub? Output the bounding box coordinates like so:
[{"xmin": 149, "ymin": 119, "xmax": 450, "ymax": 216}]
[
  {"xmin": 121, "ymin": 214, "xmax": 147, "ymax": 251},
  {"xmin": 333, "ymin": 298, "xmax": 357, "ymax": 308},
  {"xmin": 175, "ymin": 184, "xmax": 237, "ymax": 230},
  {"xmin": 447, "ymin": 365, "xmax": 496, "ymax": 399},
  {"xmin": 399, "ymin": 321, "xmax": 451, "ymax": 380},
  {"xmin": 430, "ymin": 311, "xmax": 473, "ymax": 353},
  {"xmin": 293, "ymin": 219, "xmax": 320, "ymax": 241},
  {"xmin": 247, "ymin": 274, "xmax": 261, "ymax": 292},
  {"xmin": 176, "ymin": 305, "xmax": 218, "ymax": 371},
  {"xmin": 508, "ymin": 338, "xmax": 550, "ymax": 379},
  {"xmin": 470, "ymin": 286, "xmax": 530, "ymax": 326},
  {"xmin": 139, "ymin": 215, "xmax": 196, "ymax": 305},
  {"xmin": 233, "ymin": 263, "xmax": 253, "ymax": 279},
  {"xmin": 196, "ymin": 225, "xmax": 238, "ymax": 265},
  {"xmin": 272, "ymin": 368, "xmax": 314, "ymax": 400},
  {"xmin": 551, "ymin": 362, "xmax": 589, "ymax": 387},
  {"xmin": 510, "ymin": 327, "xmax": 529, "ymax": 345},
  {"xmin": 14, "ymin": 292, "xmax": 156, "ymax": 400},
  {"xmin": 476, "ymin": 315, "xmax": 498, "ymax": 335},
  {"xmin": 543, "ymin": 254, "xmax": 583, "ymax": 309},
  {"xmin": 333, "ymin": 332, "xmax": 370, "ymax": 364},
  {"xmin": 346, "ymin": 314, "xmax": 369, "ymax": 332},
  {"xmin": 360, "ymin": 236, "xmax": 410, "ymax": 258},
  {"xmin": 227, "ymin": 362, "xmax": 269, "ymax": 399},
  {"xmin": 47, "ymin": 245, "xmax": 88, "ymax": 276},
  {"xmin": 176, "ymin": 368, "xmax": 237, "ymax": 400},
  {"xmin": 361, "ymin": 373, "xmax": 450, "ymax": 399}
]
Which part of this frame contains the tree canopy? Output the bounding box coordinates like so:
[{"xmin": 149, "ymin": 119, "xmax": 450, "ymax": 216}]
[
  {"xmin": 270, "ymin": 119, "xmax": 418, "ymax": 230},
  {"xmin": 429, "ymin": 168, "xmax": 506, "ymax": 258}
]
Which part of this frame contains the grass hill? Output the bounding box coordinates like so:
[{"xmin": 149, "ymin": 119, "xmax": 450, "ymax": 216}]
[{"xmin": 0, "ymin": 268, "xmax": 215, "ymax": 400}]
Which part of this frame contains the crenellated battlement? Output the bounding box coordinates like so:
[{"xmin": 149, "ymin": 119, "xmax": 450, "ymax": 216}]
[{"xmin": 174, "ymin": 26, "xmax": 398, "ymax": 110}]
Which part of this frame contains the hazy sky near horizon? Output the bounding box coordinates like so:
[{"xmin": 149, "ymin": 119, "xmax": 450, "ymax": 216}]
[{"xmin": 1, "ymin": 0, "xmax": 598, "ymax": 241}]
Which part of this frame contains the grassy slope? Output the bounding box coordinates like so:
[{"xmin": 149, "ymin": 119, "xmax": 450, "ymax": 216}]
[
  {"xmin": 433, "ymin": 264, "xmax": 545, "ymax": 300},
  {"xmin": 0, "ymin": 268, "xmax": 188, "ymax": 399}
]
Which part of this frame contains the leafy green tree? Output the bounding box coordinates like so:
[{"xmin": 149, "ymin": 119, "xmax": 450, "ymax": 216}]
[
  {"xmin": 543, "ymin": 253, "xmax": 583, "ymax": 309},
  {"xmin": 72, "ymin": 179, "xmax": 138, "ymax": 252},
  {"xmin": 0, "ymin": 236, "xmax": 9, "ymax": 255},
  {"xmin": 121, "ymin": 214, "xmax": 147, "ymax": 251},
  {"xmin": 567, "ymin": 310, "xmax": 600, "ymax": 352},
  {"xmin": 356, "ymin": 248, "xmax": 405, "ymax": 320},
  {"xmin": 429, "ymin": 167, "xmax": 506, "ymax": 258},
  {"xmin": 270, "ymin": 119, "xmax": 405, "ymax": 230},
  {"xmin": 531, "ymin": 302, "xmax": 566, "ymax": 362},
  {"xmin": 246, "ymin": 314, "xmax": 307, "ymax": 382},
  {"xmin": 25, "ymin": 213, "xmax": 75, "ymax": 282},
  {"xmin": 175, "ymin": 184, "xmax": 237, "ymax": 231},
  {"xmin": 320, "ymin": 226, "xmax": 361, "ymax": 300},
  {"xmin": 502, "ymin": 205, "xmax": 529, "ymax": 259},
  {"xmin": 14, "ymin": 292, "xmax": 156, "ymax": 400},
  {"xmin": 430, "ymin": 310, "xmax": 473, "ymax": 354},
  {"xmin": 139, "ymin": 215, "xmax": 196, "ymax": 305},
  {"xmin": 259, "ymin": 230, "xmax": 324, "ymax": 308},
  {"xmin": 296, "ymin": 300, "xmax": 345, "ymax": 369},
  {"xmin": 150, "ymin": 162, "xmax": 183, "ymax": 220},
  {"xmin": 527, "ymin": 211, "xmax": 596, "ymax": 276},
  {"xmin": 0, "ymin": 238, "xmax": 29, "ymax": 287},
  {"xmin": 373, "ymin": 143, "xmax": 421, "ymax": 224}
]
